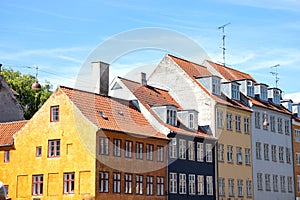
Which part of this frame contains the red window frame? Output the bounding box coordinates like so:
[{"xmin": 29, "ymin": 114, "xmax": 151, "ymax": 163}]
[
  {"xmin": 32, "ymin": 174, "xmax": 43, "ymax": 196},
  {"xmin": 64, "ymin": 172, "xmax": 75, "ymax": 194},
  {"xmin": 50, "ymin": 105, "xmax": 59, "ymax": 122},
  {"xmin": 4, "ymin": 150, "xmax": 10, "ymax": 163},
  {"xmin": 36, "ymin": 146, "xmax": 42, "ymax": 157},
  {"xmin": 48, "ymin": 139, "xmax": 60, "ymax": 158},
  {"xmin": 99, "ymin": 171, "xmax": 109, "ymax": 193}
]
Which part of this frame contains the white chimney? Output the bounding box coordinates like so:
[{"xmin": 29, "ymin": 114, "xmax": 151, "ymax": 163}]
[
  {"xmin": 141, "ymin": 72, "xmax": 147, "ymax": 86},
  {"xmin": 293, "ymin": 103, "xmax": 300, "ymax": 118},
  {"xmin": 92, "ymin": 61, "xmax": 109, "ymax": 96}
]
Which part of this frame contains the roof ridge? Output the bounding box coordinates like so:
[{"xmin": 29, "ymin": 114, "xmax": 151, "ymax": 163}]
[
  {"xmin": 207, "ymin": 60, "xmax": 252, "ymax": 77},
  {"xmin": 0, "ymin": 120, "xmax": 28, "ymax": 125},
  {"xmin": 117, "ymin": 76, "xmax": 141, "ymax": 85},
  {"xmin": 168, "ymin": 54, "xmax": 207, "ymax": 69},
  {"xmin": 119, "ymin": 76, "xmax": 169, "ymax": 92}
]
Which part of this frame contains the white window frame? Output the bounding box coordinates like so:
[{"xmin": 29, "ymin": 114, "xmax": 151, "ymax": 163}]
[
  {"xmin": 279, "ymin": 146, "xmax": 284, "ymax": 163},
  {"xmin": 278, "ymin": 118, "xmax": 283, "ymax": 133},
  {"xmin": 217, "ymin": 110, "xmax": 223, "ymax": 128},
  {"xmin": 264, "ymin": 143, "xmax": 269, "ymax": 161},
  {"xmin": 265, "ymin": 174, "xmax": 271, "ymax": 191},
  {"xmin": 256, "ymin": 142, "xmax": 261, "ymax": 160},
  {"xmin": 188, "ymin": 141, "xmax": 195, "ymax": 161},
  {"xmin": 197, "ymin": 142, "xmax": 204, "ymax": 162},
  {"xmin": 287, "ymin": 176, "xmax": 293, "ymax": 193},
  {"xmin": 273, "ymin": 174, "xmax": 278, "ymax": 192},
  {"xmin": 169, "ymin": 173, "xmax": 177, "ymax": 194},
  {"xmin": 197, "ymin": 175, "xmax": 204, "ymax": 195},
  {"xmin": 255, "ymin": 111, "xmax": 261, "ymax": 129},
  {"xmin": 257, "ymin": 173, "xmax": 263, "ymax": 190},
  {"xmin": 206, "ymin": 176, "xmax": 213, "ymax": 195},
  {"xmin": 206, "ymin": 144, "xmax": 212, "ymax": 163},
  {"xmin": 218, "ymin": 178, "xmax": 225, "ymax": 196},
  {"xmin": 246, "ymin": 180, "xmax": 252, "ymax": 197},
  {"xmin": 236, "ymin": 115, "xmax": 241, "ymax": 132},
  {"xmin": 272, "ymin": 145, "xmax": 277, "ymax": 162},
  {"xmin": 228, "ymin": 179, "xmax": 234, "ymax": 196},
  {"xmin": 189, "ymin": 113, "xmax": 194, "ymax": 129},
  {"xmin": 218, "ymin": 144, "xmax": 224, "ymax": 162},
  {"xmin": 189, "ymin": 174, "xmax": 196, "ymax": 195},
  {"xmin": 270, "ymin": 116, "xmax": 276, "ymax": 132},
  {"xmin": 169, "ymin": 138, "xmax": 177, "ymax": 158},
  {"xmin": 227, "ymin": 145, "xmax": 233, "ymax": 163},
  {"xmin": 295, "ymin": 129, "xmax": 300, "ymax": 142},
  {"xmin": 236, "ymin": 147, "xmax": 242, "ymax": 164},
  {"xmin": 244, "ymin": 117, "xmax": 250, "ymax": 134},
  {"xmin": 245, "ymin": 148, "xmax": 251, "ymax": 165},
  {"xmin": 179, "ymin": 173, "xmax": 186, "ymax": 194},
  {"xmin": 226, "ymin": 113, "xmax": 232, "ymax": 130},
  {"xmin": 238, "ymin": 179, "xmax": 243, "ymax": 197},
  {"xmin": 280, "ymin": 175, "xmax": 286, "ymax": 193},
  {"xmin": 179, "ymin": 139, "xmax": 186, "ymax": 160}
]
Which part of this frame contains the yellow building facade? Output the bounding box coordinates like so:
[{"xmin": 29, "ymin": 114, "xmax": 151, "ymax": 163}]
[{"xmin": 216, "ymin": 104, "xmax": 253, "ymax": 200}]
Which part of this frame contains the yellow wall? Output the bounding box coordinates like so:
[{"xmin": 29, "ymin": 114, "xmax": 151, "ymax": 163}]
[
  {"xmin": 0, "ymin": 88, "xmax": 98, "ymax": 199},
  {"xmin": 216, "ymin": 104, "xmax": 253, "ymax": 200}
]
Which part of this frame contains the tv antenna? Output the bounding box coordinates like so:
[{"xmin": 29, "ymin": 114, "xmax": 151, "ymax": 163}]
[
  {"xmin": 218, "ymin": 22, "xmax": 230, "ymax": 66},
  {"xmin": 270, "ymin": 64, "xmax": 280, "ymax": 88}
]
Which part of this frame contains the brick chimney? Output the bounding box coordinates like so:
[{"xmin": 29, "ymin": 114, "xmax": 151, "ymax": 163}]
[{"xmin": 91, "ymin": 61, "xmax": 109, "ymax": 96}]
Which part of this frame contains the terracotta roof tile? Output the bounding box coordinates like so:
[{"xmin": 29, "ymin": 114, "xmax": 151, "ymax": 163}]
[
  {"xmin": 119, "ymin": 77, "xmax": 215, "ymax": 139},
  {"xmin": 249, "ymin": 97, "xmax": 291, "ymax": 115},
  {"xmin": 206, "ymin": 60, "xmax": 257, "ymax": 83},
  {"xmin": 167, "ymin": 55, "xmax": 252, "ymax": 112},
  {"xmin": 60, "ymin": 86, "xmax": 167, "ymax": 140},
  {"xmin": 0, "ymin": 120, "xmax": 28, "ymax": 146}
]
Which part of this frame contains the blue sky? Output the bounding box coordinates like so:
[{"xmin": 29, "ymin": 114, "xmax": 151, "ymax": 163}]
[{"xmin": 1, "ymin": 0, "xmax": 300, "ymax": 96}]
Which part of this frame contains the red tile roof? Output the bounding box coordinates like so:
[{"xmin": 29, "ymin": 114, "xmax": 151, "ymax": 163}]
[
  {"xmin": 119, "ymin": 77, "xmax": 215, "ymax": 139},
  {"xmin": 60, "ymin": 86, "xmax": 167, "ymax": 140},
  {"xmin": 248, "ymin": 97, "xmax": 291, "ymax": 115},
  {"xmin": 0, "ymin": 120, "xmax": 28, "ymax": 146},
  {"xmin": 168, "ymin": 54, "xmax": 252, "ymax": 112},
  {"xmin": 206, "ymin": 60, "xmax": 257, "ymax": 83}
]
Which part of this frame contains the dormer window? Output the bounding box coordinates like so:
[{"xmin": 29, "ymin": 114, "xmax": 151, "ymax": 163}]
[
  {"xmin": 261, "ymin": 86, "xmax": 268, "ymax": 101},
  {"xmin": 247, "ymin": 81, "xmax": 254, "ymax": 97},
  {"xmin": 167, "ymin": 109, "xmax": 177, "ymax": 126},
  {"xmin": 189, "ymin": 113, "xmax": 194, "ymax": 129},
  {"xmin": 212, "ymin": 77, "xmax": 221, "ymax": 95},
  {"xmin": 232, "ymin": 83, "xmax": 240, "ymax": 100}
]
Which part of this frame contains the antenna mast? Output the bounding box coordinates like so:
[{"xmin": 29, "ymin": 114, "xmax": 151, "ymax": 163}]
[
  {"xmin": 270, "ymin": 64, "xmax": 280, "ymax": 88},
  {"xmin": 218, "ymin": 22, "xmax": 230, "ymax": 66}
]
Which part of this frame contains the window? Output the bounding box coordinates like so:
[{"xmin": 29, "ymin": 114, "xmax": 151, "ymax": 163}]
[
  {"xmin": 212, "ymin": 77, "xmax": 221, "ymax": 95},
  {"xmin": 232, "ymin": 84, "xmax": 240, "ymax": 100},
  {"xmin": 99, "ymin": 137, "xmax": 109, "ymax": 155},
  {"xmin": 270, "ymin": 116, "xmax": 276, "ymax": 132},
  {"xmin": 136, "ymin": 175, "xmax": 143, "ymax": 195},
  {"xmin": 286, "ymin": 147, "xmax": 291, "ymax": 164},
  {"xmin": 189, "ymin": 113, "xmax": 194, "ymax": 129},
  {"xmin": 238, "ymin": 179, "xmax": 243, "ymax": 197},
  {"xmin": 99, "ymin": 172, "xmax": 109, "ymax": 193},
  {"xmin": 265, "ymin": 174, "xmax": 271, "ymax": 191},
  {"xmin": 4, "ymin": 150, "xmax": 10, "ymax": 163},
  {"xmin": 197, "ymin": 142, "xmax": 204, "ymax": 162},
  {"xmin": 169, "ymin": 173, "xmax": 177, "ymax": 194},
  {"xmin": 32, "ymin": 175, "xmax": 43, "ymax": 196},
  {"xmin": 218, "ymin": 178, "xmax": 225, "ymax": 196},
  {"xmin": 261, "ymin": 86, "xmax": 268, "ymax": 100},
  {"xmin": 218, "ymin": 144, "xmax": 224, "ymax": 162},
  {"xmin": 206, "ymin": 144, "xmax": 212, "ymax": 162},
  {"xmin": 146, "ymin": 144, "xmax": 153, "ymax": 161},
  {"xmin": 36, "ymin": 146, "xmax": 42, "ymax": 157},
  {"xmin": 245, "ymin": 148, "xmax": 251, "ymax": 165},
  {"xmin": 263, "ymin": 113, "xmax": 268, "ymax": 130},
  {"xmin": 256, "ymin": 142, "xmax": 261, "ymax": 160},
  {"xmin": 157, "ymin": 177, "xmax": 164, "ymax": 196},
  {"xmin": 188, "ymin": 141, "xmax": 194, "ymax": 161},
  {"xmin": 272, "ymin": 145, "xmax": 277, "ymax": 162},
  {"xmin": 285, "ymin": 120, "xmax": 290, "ymax": 135},
  {"xmin": 278, "ymin": 118, "xmax": 283, "ymax": 133},
  {"xmin": 217, "ymin": 110, "xmax": 223, "ymax": 128},
  {"xmin": 50, "ymin": 105, "xmax": 59, "ymax": 122},
  {"xmin": 255, "ymin": 112, "xmax": 260, "ymax": 129},
  {"xmin": 169, "ymin": 138, "xmax": 177, "ymax": 158},
  {"xmin": 280, "ymin": 175, "xmax": 286, "ymax": 193},
  {"xmin": 189, "ymin": 174, "xmax": 196, "ymax": 195},
  {"xmin": 227, "ymin": 145, "xmax": 233, "ymax": 163},
  {"xmin": 64, "ymin": 172, "xmax": 75, "ymax": 194},
  {"xmin": 287, "ymin": 176, "xmax": 293, "ymax": 193},
  {"xmin": 226, "ymin": 113, "xmax": 232, "ymax": 130},
  {"xmin": 297, "ymin": 153, "xmax": 300, "ymax": 165},
  {"xmin": 113, "ymin": 173, "xmax": 121, "ymax": 193},
  {"xmin": 264, "ymin": 143, "xmax": 269, "ymax": 161},
  {"xmin": 247, "ymin": 81, "xmax": 254, "ymax": 96},
  {"xmin": 228, "ymin": 179, "xmax": 234, "ymax": 196},
  {"xmin": 244, "ymin": 117, "xmax": 250, "ymax": 134},
  {"xmin": 136, "ymin": 142, "xmax": 143, "ymax": 159},
  {"xmin": 125, "ymin": 174, "xmax": 132, "ymax": 194},
  {"xmin": 298, "ymin": 175, "xmax": 300, "ymax": 193},
  {"xmin": 157, "ymin": 146, "xmax": 164, "ymax": 162},
  {"xmin": 179, "ymin": 139, "xmax": 186, "ymax": 159},
  {"xmin": 279, "ymin": 146, "xmax": 284, "ymax": 163},
  {"xmin": 179, "ymin": 173, "xmax": 186, "ymax": 194},
  {"xmin": 206, "ymin": 176, "xmax": 213, "ymax": 195},
  {"xmin": 273, "ymin": 174, "xmax": 278, "ymax": 192},
  {"xmin": 246, "ymin": 180, "xmax": 252, "ymax": 197},
  {"xmin": 236, "ymin": 115, "xmax": 241, "ymax": 132},
  {"xmin": 257, "ymin": 173, "xmax": 263, "ymax": 190},
  {"xmin": 125, "ymin": 140, "xmax": 132, "ymax": 158},
  {"xmin": 167, "ymin": 109, "xmax": 177, "ymax": 126},
  {"xmin": 113, "ymin": 139, "xmax": 121, "ymax": 157},
  {"xmin": 236, "ymin": 147, "xmax": 242, "ymax": 164},
  {"xmin": 295, "ymin": 129, "xmax": 300, "ymax": 142},
  {"xmin": 146, "ymin": 176, "xmax": 153, "ymax": 195},
  {"xmin": 48, "ymin": 139, "xmax": 60, "ymax": 158},
  {"xmin": 197, "ymin": 175, "xmax": 204, "ymax": 195}
]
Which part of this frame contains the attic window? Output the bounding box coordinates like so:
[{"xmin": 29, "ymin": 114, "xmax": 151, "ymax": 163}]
[
  {"xmin": 99, "ymin": 111, "xmax": 108, "ymax": 120},
  {"xmin": 111, "ymin": 82, "xmax": 122, "ymax": 90},
  {"xmin": 167, "ymin": 109, "xmax": 177, "ymax": 126},
  {"xmin": 116, "ymin": 110, "xmax": 123, "ymax": 116},
  {"xmin": 232, "ymin": 84, "xmax": 240, "ymax": 100}
]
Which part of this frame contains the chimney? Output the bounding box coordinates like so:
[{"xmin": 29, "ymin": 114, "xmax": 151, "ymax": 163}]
[
  {"xmin": 293, "ymin": 103, "xmax": 300, "ymax": 118},
  {"xmin": 141, "ymin": 72, "xmax": 147, "ymax": 86},
  {"xmin": 92, "ymin": 61, "xmax": 109, "ymax": 96}
]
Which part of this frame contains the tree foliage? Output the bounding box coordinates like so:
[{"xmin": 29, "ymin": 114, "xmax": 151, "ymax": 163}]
[{"xmin": 1, "ymin": 67, "xmax": 52, "ymax": 119}]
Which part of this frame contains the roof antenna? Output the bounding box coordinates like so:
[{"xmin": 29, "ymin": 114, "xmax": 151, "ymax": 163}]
[
  {"xmin": 270, "ymin": 64, "xmax": 280, "ymax": 88},
  {"xmin": 218, "ymin": 23, "xmax": 230, "ymax": 67}
]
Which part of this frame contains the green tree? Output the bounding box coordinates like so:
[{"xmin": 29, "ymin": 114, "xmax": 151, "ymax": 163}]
[{"xmin": 1, "ymin": 67, "xmax": 52, "ymax": 119}]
